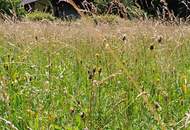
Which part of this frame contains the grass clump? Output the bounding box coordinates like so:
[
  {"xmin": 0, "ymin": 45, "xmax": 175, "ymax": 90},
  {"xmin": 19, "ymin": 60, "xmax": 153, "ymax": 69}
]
[
  {"xmin": 94, "ymin": 15, "xmax": 120, "ymax": 24},
  {"xmin": 26, "ymin": 11, "xmax": 55, "ymax": 21}
]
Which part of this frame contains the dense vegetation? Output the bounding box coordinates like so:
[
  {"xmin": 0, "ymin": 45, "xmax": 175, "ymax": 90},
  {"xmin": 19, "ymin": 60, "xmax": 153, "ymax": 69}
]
[
  {"xmin": 1, "ymin": 0, "xmax": 190, "ymax": 22},
  {"xmin": 1, "ymin": 0, "xmax": 190, "ymax": 130},
  {"xmin": 0, "ymin": 20, "xmax": 190, "ymax": 129},
  {"xmin": 0, "ymin": 0, "xmax": 24, "ymax": 16},
  {"xmin": 0, "ymin": 0, "xmax": 171, "ymax": 18}
]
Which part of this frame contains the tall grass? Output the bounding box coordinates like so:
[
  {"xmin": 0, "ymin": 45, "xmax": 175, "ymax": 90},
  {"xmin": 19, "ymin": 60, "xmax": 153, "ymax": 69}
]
[{"xmin": 0, "ymin": 19, "xmax": 190, "ymax": 129}]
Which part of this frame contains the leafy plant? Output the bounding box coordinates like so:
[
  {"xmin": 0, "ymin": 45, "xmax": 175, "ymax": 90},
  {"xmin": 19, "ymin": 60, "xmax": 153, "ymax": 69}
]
[{"xmin": 0, "ymin": 0, "xmax": 25, "ymax": 17}]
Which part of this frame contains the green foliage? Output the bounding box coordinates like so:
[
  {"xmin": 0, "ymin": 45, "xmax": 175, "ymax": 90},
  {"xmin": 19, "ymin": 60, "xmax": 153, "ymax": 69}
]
[
  {"xmin": 26, "ymin": 11, "xmax": 55, "ymax": 21},
  {"xmin": 94, "ymin": 0, "xmax": 146, "ymax": 19},
  {"xmin": 0, "ymin": 0, "xmax": 12, "ymax": 14},
  {"xmin": 0, "ymin": 0, "xmax": 25, "ymax": 17}
]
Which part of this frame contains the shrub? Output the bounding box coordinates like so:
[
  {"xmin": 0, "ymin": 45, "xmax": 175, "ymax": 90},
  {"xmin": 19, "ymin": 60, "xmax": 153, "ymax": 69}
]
[{"xmin": 0, "ymin": 0, "xmax": 25, "ymax": 17}]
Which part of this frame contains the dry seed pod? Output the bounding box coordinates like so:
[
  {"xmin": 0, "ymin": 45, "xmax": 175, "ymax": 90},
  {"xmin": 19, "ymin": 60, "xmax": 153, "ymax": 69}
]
[
  {"xmin": 122, "ymin": 34, "xmax": 127, "ymax": 44},
  {"xmin": 150, "ymin": 45, "xmax": 154, "ymax": 50},
  {"xmin": 80, "ymin": 112, "xmax": 85, "ymax": 119}
]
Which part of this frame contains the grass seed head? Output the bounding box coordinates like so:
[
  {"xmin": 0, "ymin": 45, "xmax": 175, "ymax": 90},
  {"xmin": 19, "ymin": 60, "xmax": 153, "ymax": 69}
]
[
  {"xmin": 88, "ymin": 67, "xmax": 96, "ymax": 79},
  {"xmin": 95, "ymin": 53, "xmax": 100, "ymax": 58},
  {"xmin": 70, "ymin": 107, "xmax": 75, "ymax": 115},
  {"xmin": 150, "ymin": 44, "xmax": 154, "ymax": 50},
  {"xmin": 88, "ymin": 70, "xmax": 94, "ymax": 80},
  {"xmin": 105, "ymin": 43, "xmax": 110, "ymax": 49},
  {"xmin": 155, "ymin": 35, "xmax": 163, "ymax": 43},
  {"xmin": 98, "ymin": 67, "xmax": 102, "ymax": 75},
  {"xmin": 35, "ymin": 36, "xmax": 38, "ymax": 41},
  {"xmin": 80, "ymin": 112, "xmax": 85, "ymax": 119},
  {"xmin": 122, "ymin": 34, "xmax": 127, "ymax": 43}
]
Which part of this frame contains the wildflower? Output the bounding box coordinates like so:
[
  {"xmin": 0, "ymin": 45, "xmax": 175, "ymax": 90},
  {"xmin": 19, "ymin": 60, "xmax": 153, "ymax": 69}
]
[
  {"xmin": 157, "ymin": 36, "xmax": 162, "ymax": 43},
  {"xmin": 150, "ymin": 44, "xmax": 154, "ymax": 50},
  {"xmin": 3, "ymin": 64, "xmax": 9, "ymax": 71},
  {"xmin": 80, "ymin": 112, "xmax": 85, "ymax": 119},
  {"xmin": 105, "ymin": 43, "xmax": 109, "ymax": 49},
  {"xmin": 48, "ymin": 114, "xmax": 56, "ymax": 121},
  {"xmin": 122, "ymin": 34, "xmax": 127, "ymax": 41},
  {"xmin": 181, "ymin": 84, "xmax": 187, "ymax": 94},
  {"xmin": 181, "ymin": 75, "xmax": 188, "ymax": 94},
  {"xmin": 122, "ymin": 60, "xmax": 126, "ymax": 65},
  {"xmin": 29, "ymin": 76, "xmax": 32, "ymax": 82},
  {"xmin": 35, "ymin": 36, "xmax": 38, "ymax": 41},
  {"xmin": 93, "ymin": 80, "xmax": 98, "ymax": 86},
  {"xmin": 154, "ymin": 101, "xmax": 162, "ymax": 111},
  {"xmin": 95, "ymin": 53, "xmax": 100, "ymax": 58},
  {"xmin": 88, "ymin": 69, "xmax": 95, "ymax": 80},
  {"xmin": 70, "ymin": 107, "xmax": 75, "ymax": 114},
  {"xmin": 76, "ymin": 100, "xmax": 81, "ymax": 105},
  {"xmin": 93, "ymin": 67, "xmax": 96, "ymax": 73},
  {"xmin": 97, "ymin": 67, "xmax": 102, "ymax": 75},
  {"xmin": 122, "ymin": 34, "xmax": 127, "ymax": 44},
  {"xmin": 27, "ymin": 109, "xmax": 35, "ymax": 117}
]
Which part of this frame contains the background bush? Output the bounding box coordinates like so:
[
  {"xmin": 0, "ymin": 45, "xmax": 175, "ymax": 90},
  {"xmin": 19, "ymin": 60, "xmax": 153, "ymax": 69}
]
[
  {"xmin": 0, "ymin": 0, "xmax": 160, "ymax": 19},
  {"xmin": 0, "ymin": 0, "xmax": 189, "ymax": 21},
  {"xmin": 0, "ymin": 0, "xmax": 25, "ymax": 17},
  {"xmin": 1, "ymin": 0, "xmax": 138, "ymax": 17}
]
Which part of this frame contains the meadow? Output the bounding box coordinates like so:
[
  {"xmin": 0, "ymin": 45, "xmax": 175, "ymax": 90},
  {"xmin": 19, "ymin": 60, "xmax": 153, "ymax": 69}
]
[{"xmin": 0, "ymin": 19, "xmax": 190, "ymax": 130}]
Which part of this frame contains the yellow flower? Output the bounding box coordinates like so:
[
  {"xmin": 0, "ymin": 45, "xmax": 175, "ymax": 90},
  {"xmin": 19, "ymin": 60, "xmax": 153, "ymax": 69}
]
[
  {"xmin": 105, "ymin": 44, "xmax": 109, "ymax": 49},
  {"xmin": 181, "ymin": 84, "xmax": 187, "ymax": 94},
  {"xmin": 181, "ymin": 75, "xmax": 188, "ymax": 94},
  {"xmin": 95, "ymin": 53, "xmax": 100, "ymax": 58},
  {"xmin": 48, "ymin": 114, "xmax": 56, "ymax": 121}
]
